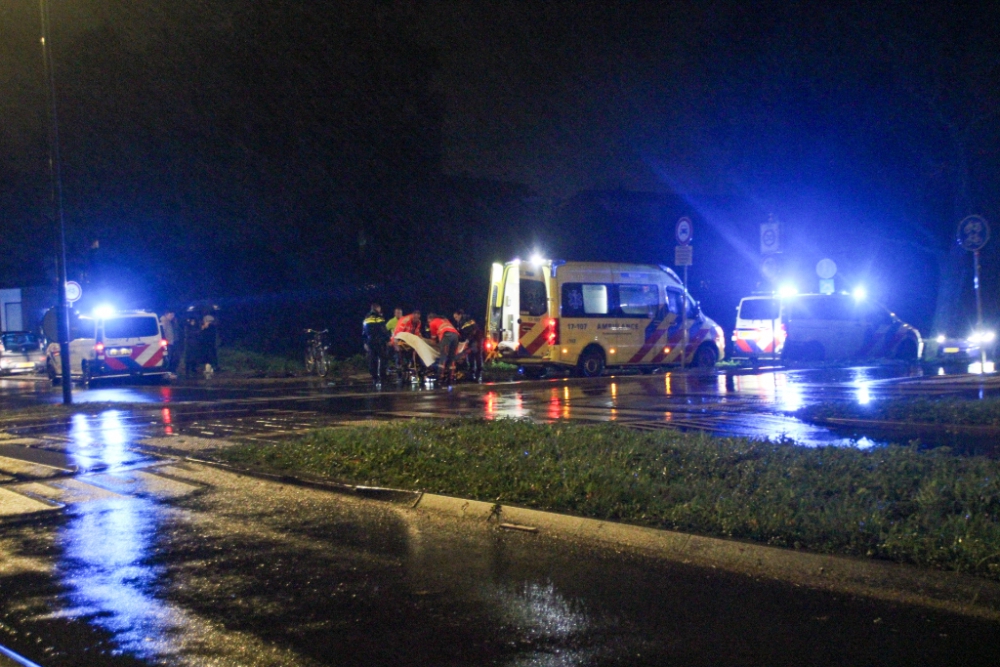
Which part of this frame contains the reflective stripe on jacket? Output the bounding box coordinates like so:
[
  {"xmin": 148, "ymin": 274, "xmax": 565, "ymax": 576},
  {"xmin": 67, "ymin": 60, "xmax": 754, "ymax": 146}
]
[
  {"xmin": 458, "ymin": 318, "xmax": 482, "ymax": 343},
  {"xmin": 363, "ymin": 312, "xmax": 390, "ymax": 345}
]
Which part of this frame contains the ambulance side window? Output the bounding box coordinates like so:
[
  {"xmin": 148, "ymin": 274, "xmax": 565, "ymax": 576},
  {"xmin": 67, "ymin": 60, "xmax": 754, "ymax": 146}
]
[
  {"xmin": 618, "ymin": 284, "xmax": 659, "ymax": 318},
  {"xmin": 562, "ymin": 283, "xmax": 614, "ymax": 317},
  {"xmin": 666, "ymin": 290, "xmax": 681, "ymax": 316}
]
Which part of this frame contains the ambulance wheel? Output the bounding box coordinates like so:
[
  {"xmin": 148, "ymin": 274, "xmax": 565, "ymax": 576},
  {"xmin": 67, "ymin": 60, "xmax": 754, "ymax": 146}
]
[
  {"xmin": 577, "ymin": 347, "xmax": 605, "ymax": 378},
  {"xmin": 693, "ymin": 344, "xmax": 718, "ymax": 368}
]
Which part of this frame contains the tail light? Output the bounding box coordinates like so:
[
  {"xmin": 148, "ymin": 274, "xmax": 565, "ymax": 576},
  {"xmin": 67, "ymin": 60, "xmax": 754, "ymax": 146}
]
[
  {"xmin": 546, "ymin": 318, "xmax": 559, "ymax": 345},
  {"xmin": 94, "ymin": 342, "xmax": 105, "ymax": 359},
  {"xmin": 160, "ymin": 339, "xmax": 169, "ymax": 348},
  {"xmin": 485, "ymin": 340, "xmax": 494, "ymax": 351}
]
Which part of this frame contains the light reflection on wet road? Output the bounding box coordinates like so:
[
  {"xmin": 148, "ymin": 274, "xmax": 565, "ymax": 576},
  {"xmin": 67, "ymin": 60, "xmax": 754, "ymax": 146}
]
[
  {"xmin": 58, "ymin": 412, "xmax": 174, "ymax": 660},
  {"xmin": 5, "ymin": 365, "xmax": 1000, "ymax": 449}
]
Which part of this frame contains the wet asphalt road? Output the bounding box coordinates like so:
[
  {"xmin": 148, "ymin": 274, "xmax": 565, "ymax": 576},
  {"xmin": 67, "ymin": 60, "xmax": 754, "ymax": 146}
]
[
  {"xmin": 4, "ymin": 363, "xmax": 1000, "ymax": 448},
  {"xmin": 2, "ymin": 436, "xmax": 999, "ymax": 667},
  {"xmin": 3, "ymin": 366, "xmax": 1000, "ymax": 665}
]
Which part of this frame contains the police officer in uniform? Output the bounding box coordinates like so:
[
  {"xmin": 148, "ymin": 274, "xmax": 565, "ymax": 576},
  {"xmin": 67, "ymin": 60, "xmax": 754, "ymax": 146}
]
[
  {"xmin": 454, "ymin": 309, "xmax": 484, "ymax": 382},
  {"xmin": 363, "ymin": 303, "xmax": 390, "ymax": 386}
]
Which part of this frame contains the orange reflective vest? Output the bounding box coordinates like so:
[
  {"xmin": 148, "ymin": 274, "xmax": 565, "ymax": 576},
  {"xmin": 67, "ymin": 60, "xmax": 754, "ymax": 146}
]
[
  {"xmin": 428, "ymin": 317, "xmax": 459, "ymax": 341},
  {"xmin": 393, "ymin": 314, "xmax": 421, "ymax": 338}
]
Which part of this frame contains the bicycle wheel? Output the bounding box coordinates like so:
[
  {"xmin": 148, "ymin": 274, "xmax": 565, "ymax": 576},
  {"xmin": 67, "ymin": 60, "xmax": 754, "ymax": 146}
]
[
  {"xmin": 305, "ymin": 346, "xmax": 317, "ymax": 375},
  {"xmin": 317, "ymin": 349, "xmax": 331, "ymax": 377}
]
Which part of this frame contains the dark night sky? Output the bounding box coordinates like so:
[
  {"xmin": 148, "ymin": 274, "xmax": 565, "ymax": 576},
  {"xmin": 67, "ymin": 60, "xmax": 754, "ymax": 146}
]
[{"xmin": 2, "ymin": 1, "xmax": 999, "ymax": 351}]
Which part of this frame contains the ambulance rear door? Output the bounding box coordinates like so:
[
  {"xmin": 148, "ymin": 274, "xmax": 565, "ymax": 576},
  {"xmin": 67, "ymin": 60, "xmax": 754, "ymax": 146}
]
[
  {"xmin": 486, "ymin": 262, "xmax": 505, "ymax": 347},
  {"xmin": 498, "ymin": 263, "xmax": 520, "ymax": 350},
  {"xmin": 515, "ymin": 262, "xmax": 551, "ymax": 358}
]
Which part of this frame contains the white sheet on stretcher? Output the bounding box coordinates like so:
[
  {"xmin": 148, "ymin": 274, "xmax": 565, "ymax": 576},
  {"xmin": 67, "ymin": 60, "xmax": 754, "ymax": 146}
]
[{"xmin": 393, "ymin": 332, "xmax": 466, "ymax": 367}]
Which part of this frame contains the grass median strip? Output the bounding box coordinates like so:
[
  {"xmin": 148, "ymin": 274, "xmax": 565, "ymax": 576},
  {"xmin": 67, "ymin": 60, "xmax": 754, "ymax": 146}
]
[
  {"xmin": 799, "ymin": 396, "xmax": 1000, "ymax": 427},
  {"xmin": 216, "ymin": 419, "xmax": 1000, "ymax": 581}
]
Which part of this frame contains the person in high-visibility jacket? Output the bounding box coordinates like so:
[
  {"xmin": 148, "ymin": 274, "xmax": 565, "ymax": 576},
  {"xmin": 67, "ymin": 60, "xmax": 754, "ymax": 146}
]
[
  {"xmin": 386, "ymin": 308, "xmax": 403, "ymax": 335},
  {"xmin": 454, "ymin": 309, "xmax": 484, "ymax": 382},
  {"xmin": 427, "ymin": 313, "xmax": 460, "ymax": 385},
  {"xmin": 392, "ymin": 310, "xmax": 422, "ymax": 379},
  {"xmin": 362, "ymin": 303, "xmax": 390, "ymax": 385}
]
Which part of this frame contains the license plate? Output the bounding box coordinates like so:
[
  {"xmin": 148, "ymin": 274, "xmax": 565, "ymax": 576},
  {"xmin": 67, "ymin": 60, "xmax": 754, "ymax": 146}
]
[
  {"xmin": 17, "ymin": 362, "xmax": 35, "ymax": 368},
  {"xmin": 944, "ymin": 347, "xmax": 960, "ymax": 353}
]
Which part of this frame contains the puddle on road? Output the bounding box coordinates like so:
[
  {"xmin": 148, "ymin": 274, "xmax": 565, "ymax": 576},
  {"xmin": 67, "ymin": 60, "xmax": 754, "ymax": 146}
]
[{"xmin": 476, "ymin": 371, "xmax": 888, "ymax": 449}]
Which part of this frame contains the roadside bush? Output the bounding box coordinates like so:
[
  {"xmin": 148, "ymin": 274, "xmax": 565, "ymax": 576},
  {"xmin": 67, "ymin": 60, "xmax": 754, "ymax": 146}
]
[{"xmin": 217, "ymin": 347, "xmax": 302, "ymax": 375}]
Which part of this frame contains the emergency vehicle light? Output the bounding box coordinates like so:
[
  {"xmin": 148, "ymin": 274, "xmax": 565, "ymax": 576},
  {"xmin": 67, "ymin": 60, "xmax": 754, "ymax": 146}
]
[
  {"xmin": 93, "ymin": 304, "xmax": 115, "ymax": 318},
  {"xmin": 160, "ymin": 339, "xmax": 169, "ymax": 348},
  {"xmin": 546, "ymin": 318, "xmax": 559, "ymax": 345},
  {"xmin": 852, "ymin": 287, "xmax": 866, "ymax": 301},
  {"xmin": 778, "ymin": 284, "xmax": 798, "ymax": 298}
]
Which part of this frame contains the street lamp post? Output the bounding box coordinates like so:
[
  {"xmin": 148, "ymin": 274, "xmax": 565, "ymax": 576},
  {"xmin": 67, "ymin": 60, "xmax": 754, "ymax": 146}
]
[{"xmin": 39, "ymin": 0, "xmax": 73, "ymax": 404}]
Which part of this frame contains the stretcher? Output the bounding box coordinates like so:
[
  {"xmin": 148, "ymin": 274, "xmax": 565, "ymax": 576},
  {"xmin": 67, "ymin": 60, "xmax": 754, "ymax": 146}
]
[{"xmin": 393, "ymin": 332, "xmax": 467, "ymax": 367}]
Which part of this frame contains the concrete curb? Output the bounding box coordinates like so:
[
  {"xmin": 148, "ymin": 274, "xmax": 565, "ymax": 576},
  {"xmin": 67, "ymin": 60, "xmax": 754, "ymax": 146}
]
[
  {"xmin": 177, "ymin": 454, "xmax": 1000, "ymax": 620},
  {"xmin": 412, "ymin": 493, "xmax": 1000, "ymax": 621}
]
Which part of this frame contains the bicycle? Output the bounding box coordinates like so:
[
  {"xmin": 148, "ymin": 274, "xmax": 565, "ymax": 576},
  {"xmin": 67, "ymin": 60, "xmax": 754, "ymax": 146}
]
[{"xmin": 304, "ymin": 329, "xmax": 332, "ymax": 377}]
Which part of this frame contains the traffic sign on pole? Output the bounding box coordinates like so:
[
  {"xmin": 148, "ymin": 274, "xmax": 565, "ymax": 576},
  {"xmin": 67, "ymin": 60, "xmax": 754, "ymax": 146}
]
[
  {"xmin": 64, "ymin": 281, "xmax": 82, "ymax": 304},
  {"xmin": 958, "ymin": 215, "xmax": 990, "ymax": 252},
  {"xmin": 816, "ymin": 258, "xmax": 837, "ymax": 280},
  {"xmin": 674, "ymin": 245, "xmax": 693, "ymax": 266},
  {"xmin": 760, "ymin": 221, "xmax": 780, "ymax": 255},
  {"xmin": 675, "ymin": 217, "xmax": 693, "ymax": 245},
  {"xmin": 957, "ymin": 215, "xmax": 991, "ymax": 370}
]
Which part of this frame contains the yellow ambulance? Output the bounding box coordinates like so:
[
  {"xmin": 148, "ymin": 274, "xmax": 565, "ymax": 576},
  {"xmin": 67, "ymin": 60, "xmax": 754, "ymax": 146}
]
[{"xmin": 485, "ymin": 258, "xmax": 725, "ymax": 376}]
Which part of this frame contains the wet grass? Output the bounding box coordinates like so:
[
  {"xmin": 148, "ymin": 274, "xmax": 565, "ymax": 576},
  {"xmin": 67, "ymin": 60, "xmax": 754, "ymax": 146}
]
[
  {"xmin": 799, "ymin": 397, "xmax": 1000, "ymax": 427},
  {"xmin": 218, "ymin": 419, "xmax": 1000, "ymax": 581},
  {"xmin": 218, "ymin": 347, "xmax": 303, "ymax": 375},
  {"xmin": 481, "ymin": 361, "xmax": 520, "ymax": 382}
]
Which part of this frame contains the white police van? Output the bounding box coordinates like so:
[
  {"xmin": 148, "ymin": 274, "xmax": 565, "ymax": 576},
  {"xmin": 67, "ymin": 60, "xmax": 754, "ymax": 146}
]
[
  {"xmin": 780, "ymin": 294, "xmax": 922, "ymax": 362},
  {"xmin": 47, "ymin": 310, "xmax": 170, "ymax": 385}
]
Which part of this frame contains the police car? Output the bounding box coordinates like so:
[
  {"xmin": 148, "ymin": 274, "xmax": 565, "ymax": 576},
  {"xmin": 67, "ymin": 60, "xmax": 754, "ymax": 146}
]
[
  {"xmin": 731, "ymin": 295, "xmax": 785, "ymax": 362},
  {"xmin": 46, "ymin": 310, "xmax": 170, "ymax": 385},
  {"xmin": 780, "ymin": 293, "xmax": 922, "ymax": 362}
]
